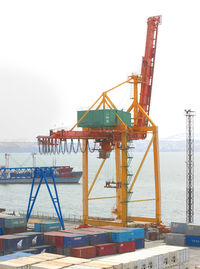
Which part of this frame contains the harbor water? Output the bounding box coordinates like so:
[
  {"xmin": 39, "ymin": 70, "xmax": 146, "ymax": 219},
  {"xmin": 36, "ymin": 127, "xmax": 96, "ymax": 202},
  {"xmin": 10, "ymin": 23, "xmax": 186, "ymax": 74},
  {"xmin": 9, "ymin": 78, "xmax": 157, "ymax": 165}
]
[{"xmin": 0, "ymin": 152, "xmax": 200, "ymax": 225}]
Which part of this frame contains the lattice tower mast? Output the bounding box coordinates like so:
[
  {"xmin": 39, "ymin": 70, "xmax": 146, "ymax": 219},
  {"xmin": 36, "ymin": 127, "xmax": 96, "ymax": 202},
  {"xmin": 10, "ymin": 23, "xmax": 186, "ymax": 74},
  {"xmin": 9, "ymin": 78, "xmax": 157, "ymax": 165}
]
[{"xmin": 185, "ymin": 109, "xmax": 195, "ymax": 223}]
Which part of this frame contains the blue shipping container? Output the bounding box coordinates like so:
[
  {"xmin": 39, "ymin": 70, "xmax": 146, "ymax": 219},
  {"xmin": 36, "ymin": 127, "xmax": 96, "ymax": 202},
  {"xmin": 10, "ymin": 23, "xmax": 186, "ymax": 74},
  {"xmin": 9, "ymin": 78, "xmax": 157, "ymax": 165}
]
[
  {"xmin": 0, "ymin": 218, "xmax": 4, "ymax": 227},
  {"xmin": 135, "ymin": 238, "xmax": 145, "ymax": 249},
  {"xmin": 3, "ymin": 236, "xmax": 31, "ymax": 252},
  {"xmin": 16, "ymin": 232, "xmax": 44, "ymax": 246},
  {"xmin": 0, "ymin": 228, "xmax": 3, "ymax": 235},
  {"xmin": 34, "ymin": 223, "xmax": 41, "ymax": 232},
  {"xmin": 186, "ymin": 235, "xmax": 200, "ymax": 246},
  {"xmin": 127, "ymin": 228, "xmax": 145, "ymax": 239},
  {"xmin": 4, "ymin": 217, "xmax": 26, "ymax": 228},
  {"xmin": 88, "ymin": 233, "xmax": 109, "ymax": 245},
  {"xmin": 111, "ymin": 231, "xmax": 134, "ymax": 243},
  {"xmin": 63, "ymin": 234, "xmax": 89, "ymax": 248},
  {"xmin": 0, "ymin": 252, "xmax": 33, "ymax": 261},
  {"xmin": 40, "ymin": 222, "xmax": 61, "ymax": 232}
]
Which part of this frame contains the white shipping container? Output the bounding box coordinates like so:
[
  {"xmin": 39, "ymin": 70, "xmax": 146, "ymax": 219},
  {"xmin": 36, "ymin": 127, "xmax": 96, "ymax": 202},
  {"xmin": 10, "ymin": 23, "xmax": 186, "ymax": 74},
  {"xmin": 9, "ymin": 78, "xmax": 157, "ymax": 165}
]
[
  {"xmin": 33, "ymin": 253, "xmax": 65, "ymax": 261},
  {"xmin": 179, "ymin": 263, "xmax": 191, "ymax": 269},
  {"xmin": 82, "ymin": 262, "xmax": 113, "ymax": 269},
  {"xmin": 0, "ymin": 257, "xmax": 41, "ymax": 269},
  {"xmin": 66, "ymin": 265, "xmax": 104, "ymax": 269},
  {"xmin": 56, "ymin": 257, "xmax": 90, "ymax": 265},
  {"xmin": 31, "ymin": 260, "xmax": 70, "ymax": 269},
  {"xmin": 96, "ymin": 259, "xmax": 123, "ymax": 269}
]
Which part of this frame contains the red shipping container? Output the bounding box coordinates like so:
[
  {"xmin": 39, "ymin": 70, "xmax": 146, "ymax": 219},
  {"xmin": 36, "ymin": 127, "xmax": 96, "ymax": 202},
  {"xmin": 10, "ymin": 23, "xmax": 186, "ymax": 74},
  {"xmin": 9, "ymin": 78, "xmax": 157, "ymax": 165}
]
[
  {"xmin": 71, "ymin": 245, "xmax": 96, "ymax": 259},
  {"xmin": 117, "ymin": 241, "xmax": 135, "ymax": 253},
  {"xmin": 96, "ymin": 243, "xmax": 117, "ymax": 256},
  {"xmin": 44, "ymin": 231, "xmax": 63, "ymax": 245},
  {"xmin": 55, "ymin": 234, "xmax": 65, "ymax": 247}
]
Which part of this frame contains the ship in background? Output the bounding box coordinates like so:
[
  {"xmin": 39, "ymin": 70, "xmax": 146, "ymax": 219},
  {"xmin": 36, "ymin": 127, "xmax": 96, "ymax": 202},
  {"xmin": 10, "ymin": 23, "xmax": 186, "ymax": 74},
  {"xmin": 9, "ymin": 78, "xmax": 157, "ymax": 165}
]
[{"xmin": 0, "ymin": 153, "xmax": 82, "ymax": 184}]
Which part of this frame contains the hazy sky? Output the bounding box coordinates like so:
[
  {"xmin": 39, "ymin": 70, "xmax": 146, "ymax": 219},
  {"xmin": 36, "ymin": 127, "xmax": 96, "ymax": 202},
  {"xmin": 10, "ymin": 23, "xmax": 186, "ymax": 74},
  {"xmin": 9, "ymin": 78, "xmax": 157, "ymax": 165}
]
[{"xmin": 0, "ymin": 0, "xmax": 199, "ymax": 141}]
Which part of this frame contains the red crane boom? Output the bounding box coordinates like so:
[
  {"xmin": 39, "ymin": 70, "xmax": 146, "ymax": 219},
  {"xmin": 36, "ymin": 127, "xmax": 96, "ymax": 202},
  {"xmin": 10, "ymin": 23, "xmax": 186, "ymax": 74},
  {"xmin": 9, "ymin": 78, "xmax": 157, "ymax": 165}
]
[{"xmin": 138, "ymin": 16, "xmax": 161, "ymax": 127}]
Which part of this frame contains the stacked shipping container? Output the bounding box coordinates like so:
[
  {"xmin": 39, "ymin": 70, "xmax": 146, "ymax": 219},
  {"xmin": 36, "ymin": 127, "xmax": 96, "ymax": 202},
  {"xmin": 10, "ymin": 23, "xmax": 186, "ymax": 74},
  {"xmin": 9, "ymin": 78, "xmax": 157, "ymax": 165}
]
[
  {"xmin": 0, "ymin": 214, "xmax": 27, "ymax": 234},
  {"xmin": 0, "ymin": 245, "xmax": 190, "ymax": 269},
  {"xmin": 166, "ymin": 222, "xmax": 200, "ymax": 247},
  {"xmin": 43, "ymin": 226, "xmax": 145, "ymax": 258}
]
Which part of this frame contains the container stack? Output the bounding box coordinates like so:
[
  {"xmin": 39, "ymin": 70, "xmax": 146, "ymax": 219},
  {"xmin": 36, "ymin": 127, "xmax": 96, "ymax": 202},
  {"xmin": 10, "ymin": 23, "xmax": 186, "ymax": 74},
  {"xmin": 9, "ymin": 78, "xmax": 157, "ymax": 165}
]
[
  {"xmin": 43, "ymin": 226, "xmax": 145, "ymax": 258},
  {"xmin": 127, "ymin": 228, "xmax": 145, "ymax": 249},
  {"xmin": 0, "ymin": 231, "xmax": 53, "ymax": 255},
  {"xmin": 166, "ymin": 222, "xmax": 200, "ymax": 248},
  {"xmin": 34, "ymin": 222, "xmax": 61, "ymax": 232},
  {"xmin": 186, "ymin": 224, "xmax": 200, "ymax": 247},
  {"xmin": 165, "ymin": 222, "xmax": 187, "ymax": 246},
  {"xmin": 0, "ymin": 245, "xmax": 190, "ymax": 269},
  {"xmin": 0, "ymin": 214, "xmax": 27, "ymax": 234}
]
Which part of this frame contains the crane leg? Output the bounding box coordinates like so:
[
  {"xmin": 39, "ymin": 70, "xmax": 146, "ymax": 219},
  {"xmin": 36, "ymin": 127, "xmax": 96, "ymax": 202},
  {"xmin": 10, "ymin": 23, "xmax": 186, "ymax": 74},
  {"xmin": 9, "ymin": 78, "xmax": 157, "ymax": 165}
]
[
  {"xmin": 82, "ymin": 139, "xmax": 88, "ymax": 224},
  {"xmin": 121, "ymin": 132, "xmax": 128, "ymax": 226},
  {"xmin": 153, "ymin": 127, "xmax": 161, "ymax": 224},
  {"xmin": 114, "ymin": 142, "xmax": 121, "ymax": 219}
]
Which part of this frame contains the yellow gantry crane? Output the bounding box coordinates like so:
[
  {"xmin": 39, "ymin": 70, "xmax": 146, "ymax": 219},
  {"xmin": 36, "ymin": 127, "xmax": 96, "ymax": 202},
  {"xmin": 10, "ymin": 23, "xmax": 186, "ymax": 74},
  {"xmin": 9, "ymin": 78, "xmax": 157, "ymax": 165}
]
[{"xmin": 38, "ymin": 16, "xmax": 162, "ymax": 227}]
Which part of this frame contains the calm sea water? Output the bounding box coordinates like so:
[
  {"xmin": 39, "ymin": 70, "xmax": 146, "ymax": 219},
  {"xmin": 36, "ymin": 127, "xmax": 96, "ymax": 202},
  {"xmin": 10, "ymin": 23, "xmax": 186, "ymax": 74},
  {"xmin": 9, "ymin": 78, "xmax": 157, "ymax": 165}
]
[{"xmin": 0, "ymin": 151, "xmax": 200, "ymax": 225}]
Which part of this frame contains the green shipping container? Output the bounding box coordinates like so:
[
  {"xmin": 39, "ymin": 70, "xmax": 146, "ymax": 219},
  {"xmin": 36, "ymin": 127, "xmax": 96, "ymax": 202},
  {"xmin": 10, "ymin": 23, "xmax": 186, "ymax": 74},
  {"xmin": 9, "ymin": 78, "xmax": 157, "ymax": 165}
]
[{"xmin": 77, "ymin": 109, "xmax": 131, "ymax": 128}]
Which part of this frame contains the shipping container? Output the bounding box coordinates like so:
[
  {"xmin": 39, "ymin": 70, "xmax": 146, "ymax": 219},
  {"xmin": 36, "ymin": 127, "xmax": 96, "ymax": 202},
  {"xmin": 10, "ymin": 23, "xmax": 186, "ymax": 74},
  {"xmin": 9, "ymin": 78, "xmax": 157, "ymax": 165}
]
[
  {"xmin": 171, "ymin": 222, "xmax": 187, "ymax": 234},
  {"xmin": 0, "ymin": 257, "xmax": 41, "ymax": 269},
  {"xmin": 2, "ymin": 235, "xmax": 31, "ymax": 252},
  {"xmin": 71, "ymin": 245, "xmax": 96, "ymax": 259},
  {"xmin": 83, "ymin": 261, "xmax": 113, "ymax": 269},
  {"xmin": 126, "ymin": 228, "xmax": 145, "ymax": 239},
  {"xmin": 0, "ymin": 218, "xmax": 4, "ymax": 228},
  {"xmin": 20, "ymin": 259, "xmax": 67, "ymax": 269},
  {"xmin": 15, "ymin": 232, "xmax": 44, "ymax": 247},
  {"xmin": 111, "ymin": 230, "xmax": 134, "ymax": 243},
  {"xmin": 3, "ymin": 226, "xmax": 27, "ymax": 234},
  {"xmin": 44, "ymin": 231, "xmax": 63, "ymax": 246},
  {"xmin": 63, "ymin": 234, "xmax": 89, "ymax": 248},
  {"xmin": 16, "ymin": 248, "xmax": 39, "ymax": 254},
  {"xmin": 33, "ymin": 244, "xmax": 53, "ymax": 254},
  {"xmin": 3, "ymin": 216, "xmax": 26, "ymax": 228},
  {"xmin": 186, "ymin": 224, "xmax": 200, "ymax": 236},
  {"xmin": 165, "ymin": 233, "xmax": 186, "ymax": 246},
  {"xmin": 0, "ymin": 251, "xmax": 33, "ymax": 261},
  {"xmin": 135, "ymin": 238, "xmax": 145, "ymax": 249},
  {"xmin": 96, "ymin": 243, "xmax": 117, "ymax": 256},
  {"xmin": 88, "ymin": 233, "xmax": 109, "ymax": 245},
  {"xmin": 92, "ymin": 258, "xmax": 123, "ymax": 269},
  {"xmin": 146, "ymin": 230, "xmax": 160, "ymax": 240},
  {"xmin": 0, "ymin": 228, "xmax": 3, "ymax": 235},
  {"xmin": 34, "ymin": 223, "xmax": 41, "ymax": 232},
  {"xmin": 117, "ymin": 241, "xmax": 135, "ymax": 253},
  {"xmin": 77, "ymin": 109, "xmax": 131, "ymax": 128},
  {"xmin": 186, "ymin": 235, "xmax": 200, "ymax": 246},
  {"xmin": 33, "ymin": 253, "xmax": 65, "ymax": 261},
  {"xmin": 57, "ymin": 256, "xmax": 90, "ymax": 264},
  {"xmin": 54, "ymin": 246, "xmax": 71, "ymax": 256},
  {"xmin": 59, "ymin": 265, "xmax": 99, "ymax": 269}
]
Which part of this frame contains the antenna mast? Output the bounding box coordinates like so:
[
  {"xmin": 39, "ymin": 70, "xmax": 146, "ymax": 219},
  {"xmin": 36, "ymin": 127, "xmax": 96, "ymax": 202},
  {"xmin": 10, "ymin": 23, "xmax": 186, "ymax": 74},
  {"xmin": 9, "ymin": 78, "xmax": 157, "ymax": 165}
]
[{"xmin": 185, "ymin": 109, "xmax": 195, "ymax": 223}]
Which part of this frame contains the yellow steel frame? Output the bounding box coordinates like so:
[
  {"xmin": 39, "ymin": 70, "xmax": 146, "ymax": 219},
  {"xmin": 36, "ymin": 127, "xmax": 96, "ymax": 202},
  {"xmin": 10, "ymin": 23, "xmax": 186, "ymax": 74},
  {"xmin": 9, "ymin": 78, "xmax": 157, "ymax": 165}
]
[{"xmin": 80, "ymin": 75, "xmax": 161, "ymax": 226}]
